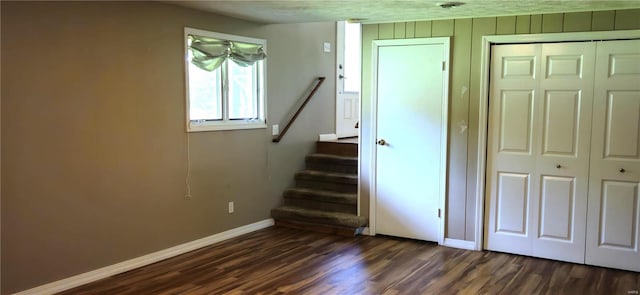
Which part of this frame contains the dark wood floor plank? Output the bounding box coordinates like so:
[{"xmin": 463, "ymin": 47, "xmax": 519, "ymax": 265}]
[{"xmin": 58, "ymin": 227, "xmax": 640, "ymax": 295}]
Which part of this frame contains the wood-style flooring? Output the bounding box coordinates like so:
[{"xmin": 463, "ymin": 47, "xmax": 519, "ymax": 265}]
[{"xmin": 59, "ymin": 227, "xmax": 639, "ymax": 295}]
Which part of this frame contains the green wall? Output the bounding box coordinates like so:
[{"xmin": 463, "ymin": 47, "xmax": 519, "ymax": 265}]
[{"xmin": 360, "ymin": 9, "xmax": 640, "ymax": 242}]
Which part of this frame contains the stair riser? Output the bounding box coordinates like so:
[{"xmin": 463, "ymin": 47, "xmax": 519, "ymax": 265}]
[
  {"xmin": 316, "ymin": 142, "xmax": 358, "ymax": 157},
  {"xmin": 295, "ymin": 172, "xmax": 357, "ymax": 185},
  {"xmin": 305, "ymin": 162, "xmax": 357, "ymax": 174},
  {"xmin": 284, "ymin": 198, "xmax": 357, "ymax": 214},
  {"xmin": 283, "ymin": 190, "xmax": 357, "ymax": 206},
  {"xmin": 295, "ymin": 179, "xmax": 357, "ymax": 193},
  {"xmin": 271, "ymin": 209, "xmax": 367, "ymax": 228},
  {"xmin": 274, "ymin": 220, "xmax": 360, "ymax": 236}
]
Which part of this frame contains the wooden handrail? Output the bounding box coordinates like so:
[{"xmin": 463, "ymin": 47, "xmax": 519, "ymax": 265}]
[{"xmin": 272, "ymin": 77, "xmax": 326, "ymax": 143}]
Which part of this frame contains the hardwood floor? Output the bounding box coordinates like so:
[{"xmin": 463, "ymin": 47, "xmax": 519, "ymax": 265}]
[{"xmin": 59, "ymin": 227, "xmax": 639, "ymax": 295}]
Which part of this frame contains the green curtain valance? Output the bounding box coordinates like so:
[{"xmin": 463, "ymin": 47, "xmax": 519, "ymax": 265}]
[{"xmin": 188, "ymin": 35, "xmax": 266, "ymax": 72}]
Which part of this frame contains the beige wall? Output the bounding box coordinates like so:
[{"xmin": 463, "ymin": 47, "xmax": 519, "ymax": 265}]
[
  {"xmin": 360, "ymin": 9, "xmax": 640, "ymax": 242},
  {"xmin": 1, "ymin": 1, "xmax": 335, "ymax": 293}
]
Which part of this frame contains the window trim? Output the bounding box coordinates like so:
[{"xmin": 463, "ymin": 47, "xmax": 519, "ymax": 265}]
[{"xmin": 184, "ymin": 27, "xmax": 267, "ymax": 132}]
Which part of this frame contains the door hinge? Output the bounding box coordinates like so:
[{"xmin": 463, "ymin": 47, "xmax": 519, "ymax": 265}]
[
  {"xmin": 442, "ymin": 61, "xmax": 446, "ymax": 71},
  {"xmin": 438, "ymin": 209, "xmax": 442, "ymax": 218}
]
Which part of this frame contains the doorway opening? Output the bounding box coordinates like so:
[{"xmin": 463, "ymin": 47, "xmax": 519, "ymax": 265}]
[{"xmin": 336, "ymin": 21, "xmax": 362, "ymax": 139}]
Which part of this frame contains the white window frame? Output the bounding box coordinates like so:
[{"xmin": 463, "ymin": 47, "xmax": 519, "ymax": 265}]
[{"xmin": 184, "ymin": 27, "xmax": 267, "ymax": 132}]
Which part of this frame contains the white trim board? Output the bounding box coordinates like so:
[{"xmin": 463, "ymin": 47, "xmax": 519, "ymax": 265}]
[
  {"xmin": 474, "ymin": 29, "xmax": 640, "ymax": 252},
  {"xmin": 318, "ymin": 133, "xmax": 338, "ymax": 141},
  {"xmin": 15, "ymin": 219, "xmax": 275, "ymax": 295}
]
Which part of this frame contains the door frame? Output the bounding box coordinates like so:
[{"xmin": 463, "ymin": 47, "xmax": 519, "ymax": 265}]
[
  {"xmin": 474, "ymin": 29, "xmax": 640, "ymax": 251},
  {"xmin": 368, "ymin": 37, "xmax": 450, "ymax": 245}
]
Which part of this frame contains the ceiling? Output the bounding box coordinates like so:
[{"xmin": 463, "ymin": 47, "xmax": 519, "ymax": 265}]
[{"xmin": 167, "ymin": 0, "xmax": 640, "ymax": 24}]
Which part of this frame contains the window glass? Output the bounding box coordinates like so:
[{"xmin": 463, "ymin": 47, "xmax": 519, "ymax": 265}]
[
  {"xmin": 228, "ymin": 60, "xmax": 259, "ymax": 120},
  {"xmin": 188, "ymin": 58, "xmax": 222, "ymax": 121}
]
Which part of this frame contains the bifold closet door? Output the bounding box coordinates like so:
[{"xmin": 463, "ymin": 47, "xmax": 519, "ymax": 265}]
[
  {"xmin": 485, "ymin": 42, "xmax": 595, "ymax": 264},
  {"xmin": 585, "ymin": 39, "xmax": 640, "ymax": 272},
  {"xmin": 485, "ymin": 44, "xmax": 541, "ymax": 255}
]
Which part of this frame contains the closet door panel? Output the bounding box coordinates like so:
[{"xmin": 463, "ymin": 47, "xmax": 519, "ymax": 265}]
[
  {"xmin": 533, "ymin": 42, "xmax": 595, "ymax": 263},
  {"xmin": 586, "ymin": 39, "xmax": 640, "ymax": 272},
  {"xmin": 603, "ymin": 91, "xmax": 640, "ymax": 160},
  {"xmin": 495, "ymin": 172, "xmax": 530, "ymax": 235},
  {"xmin": 539, "ymin": 175, "xmax": 575, "ymax": 241},
  {"xmin": 485, "ymin": 44, "xmax": 541, "ymax": 255},
  {"xmin": 599, "ymin": 181, "xmax": 638, "ymax": 249},
  {"xmin": 486, "ymin": 42, "xmax": 594, "ymax": 264},
  {"xmin": 541, "ymin": 91, "xmax": 581, "ymax": 156}
]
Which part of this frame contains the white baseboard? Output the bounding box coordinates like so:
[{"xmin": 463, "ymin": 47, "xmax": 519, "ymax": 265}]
[
  {"xmin": 15, "ymin": 219, "xmax": 274, "ymax": 295},
  {"xmin": 318, "ymin": 133, "xmax": 338, "ymax": 141},
  {"xmin": 443, "ymin": 238, "xmax": 477, "ymax": 251}
]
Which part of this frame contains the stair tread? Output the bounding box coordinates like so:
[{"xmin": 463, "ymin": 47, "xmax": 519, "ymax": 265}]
[
  {"xmin": 275, "ymin": 220, "xmax": 362, "ymax": 236},
  {"xmin": 296, "ymin": 170, "xmax": 357, "ymax": 181},
  {"xmin": 286, "ymin": 187, "xmax": 356, "ymax": 197},
  {"xmin": 284, "ymin": 188, "xmax": 357, "ymax": 204},
  {"xmin": 307, "ymin": 153, "xmax": 357, "ymax": 161},
  {"xmin": 272, "ymin": 206, "xmax": 367, "ymax": 228}
]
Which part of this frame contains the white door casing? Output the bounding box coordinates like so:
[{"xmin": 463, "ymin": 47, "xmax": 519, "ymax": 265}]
[
  {"xmin": 369, "ymin": 37, "xmax": 449, "ymax": 243},
  {"xmin": 585, "ymin": 39, "xmax": 640, "ymax": 272},
  {"xmin": 485, "ymin": 42, "xmax": 596, "ymax": 263}
]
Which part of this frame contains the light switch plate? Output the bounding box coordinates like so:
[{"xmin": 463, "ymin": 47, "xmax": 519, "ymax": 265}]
[{"xmin": 323, "ymin": 42, "xmax": 331, "ymax": 53}]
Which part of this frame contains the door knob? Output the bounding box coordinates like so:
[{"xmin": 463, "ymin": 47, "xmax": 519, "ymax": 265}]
[{"xmin": 377, "ymin": 139, "xmax": 387, "ymax": 146}]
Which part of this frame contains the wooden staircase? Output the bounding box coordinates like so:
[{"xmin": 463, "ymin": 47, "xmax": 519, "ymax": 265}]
[{"xmin": 271, "ymin": 139, "xmax": 367, "ymax": 236}]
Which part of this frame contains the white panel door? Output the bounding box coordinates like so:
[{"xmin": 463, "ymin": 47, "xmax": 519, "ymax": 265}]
[
  {"xmin": 586, "ymin": 39, "xmax": 640, "ymax": 272},
  {"xmin": 486, "ymin": 44, "xmax": 540, "ymax": 254},
  {"xmin": 486, "ymin": 42, "xmax": 595, "ymax": 263},
  {"xmin": 373, "ymin": 39, "xmax": 448, "ymax": 242},
  {"xmin": 532, "ymin": 42, "xmax": 595, "ymax": 263}
]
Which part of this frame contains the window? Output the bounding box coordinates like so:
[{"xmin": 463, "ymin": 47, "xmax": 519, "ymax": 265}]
[{"xmin": 184, "ymin": 28, "xmax": 267, "ymax": 132}]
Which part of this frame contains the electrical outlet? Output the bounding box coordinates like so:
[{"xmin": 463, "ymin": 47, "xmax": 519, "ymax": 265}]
[
  {"xmin": 272, "ymin": 124, "xmax": 279, "ymax": 136},
  {"xmin": 228, "ymin": 201, "xmax": 234, "ymax": 214}
]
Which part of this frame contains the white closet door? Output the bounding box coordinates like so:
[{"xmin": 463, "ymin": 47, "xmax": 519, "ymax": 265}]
[
  {"xmin": 532, "ymin": 42, "xmax": 595, "ymax": 263},
  {"xmin": 485, "ymin": 44, "xmax": 541, "ymax": 255},
  {"xmin": 586, "ymin": 39, "xmax": 640, "ymax": 272},
  {"xmin": 486, "ymin": 42, "xmax": 595, "ymax": 263}
]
